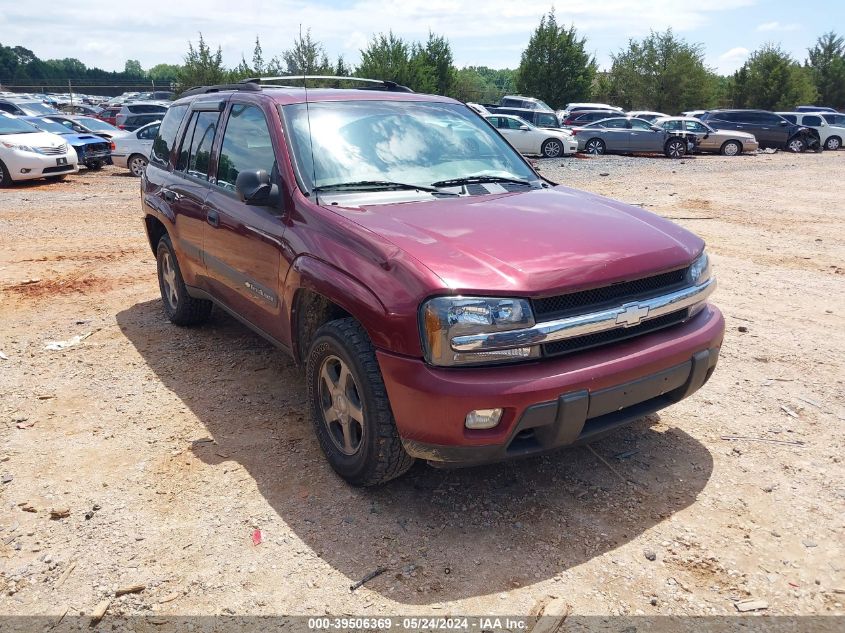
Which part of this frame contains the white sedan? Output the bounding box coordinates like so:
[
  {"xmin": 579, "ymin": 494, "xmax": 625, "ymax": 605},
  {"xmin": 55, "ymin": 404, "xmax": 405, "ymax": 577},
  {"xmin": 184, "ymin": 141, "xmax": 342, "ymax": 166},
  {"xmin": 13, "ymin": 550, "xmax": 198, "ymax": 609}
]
[
  {"xmin": 111, "ymin": 121, "xmax": 160, "ymax": 176},
  {"xmin": 485, "ymin": 114, "xmax": 577, "ymax": 158},
  {"xmin": 0, "ymin": 113, "xmax": 78, "ymax": 186}
]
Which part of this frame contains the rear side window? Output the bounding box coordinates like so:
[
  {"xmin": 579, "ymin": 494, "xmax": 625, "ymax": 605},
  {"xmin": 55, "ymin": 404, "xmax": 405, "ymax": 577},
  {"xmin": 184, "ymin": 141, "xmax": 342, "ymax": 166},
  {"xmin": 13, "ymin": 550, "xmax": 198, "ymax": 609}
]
[
  {"xmin": 215, "ymin": 104, "xmax": 275, "ymax": 192},
  {"xmin": 535, "ymin": 113, "xmax": 557, "ymax": 127},
  {"xmin": 129, "ymin": 104, "xmax": 167, "ymax": 114},
  {"xmin": 781, "ymin": 114, "xmax": 797, "ymax": 124},
  {"xmin": 803, "ymin": 115, "xmax": 822, "ymax": 126},
  {"xmin": 176, "ymin": 110, "xmax": 221, "ymax": 179},
  {"xmin": 137, "ymin": 124, "xmax": 159, "ymax": 140},
  {"xmin": 150, "ymin": 104, "xmax": 187, "ymax": 166}
]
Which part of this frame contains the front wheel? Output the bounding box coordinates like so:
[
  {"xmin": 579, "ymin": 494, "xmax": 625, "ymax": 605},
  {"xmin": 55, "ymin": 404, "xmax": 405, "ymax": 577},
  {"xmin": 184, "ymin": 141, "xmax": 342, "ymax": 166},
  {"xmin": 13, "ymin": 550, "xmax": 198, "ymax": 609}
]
[
  {"xmin": 720, "ymin": 140, "xmax": 742, "ymax": 156},
  {"xmin": 664, "ymin": 138, "xmax": 686, "ymax": 158},
  {"xmin": 0, "ymin": 159, "xmax": 12, "ymax": 187},
  {"xmin": 541, "ymin": 138, "xmax": 563, "ymax": 158},
  {"xmin": 824, "ymin": 136, "xmax": 841, "ymax": 151},
  {"xmin": 128, "ymin": 154, "xmax": 148, "ymax": 177},
  {"xmin": 584, "ymin": 138, "xmax": 605, "ymax": 155},
  {"xmin": 787, "ymin": 136, "xmax": 806, "ymax": 153},
  {"xmin": 306, "ymin": 318, "xmax": 414, "ymax": 486},
  {"xmin": 87, "ymin": 161, "xmax": 103, "ymax": 170}
]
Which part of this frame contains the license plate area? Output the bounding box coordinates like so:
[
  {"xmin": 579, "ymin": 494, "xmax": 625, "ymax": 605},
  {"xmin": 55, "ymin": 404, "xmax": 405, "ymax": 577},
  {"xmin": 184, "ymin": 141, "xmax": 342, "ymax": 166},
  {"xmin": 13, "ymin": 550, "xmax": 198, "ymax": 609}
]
[{"xmin": 56, "ymin": 157, "xmax": 67, "ymax": 166}]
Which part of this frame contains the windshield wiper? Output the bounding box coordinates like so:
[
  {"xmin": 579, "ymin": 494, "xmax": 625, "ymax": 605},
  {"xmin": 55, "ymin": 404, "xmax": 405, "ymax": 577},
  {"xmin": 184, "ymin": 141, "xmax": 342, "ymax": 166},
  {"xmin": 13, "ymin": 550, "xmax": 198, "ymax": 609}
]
[
  {"xmin": 312, "ymin": 180, "xmax": 456, "ymax": 195},
  {"xmin": 430, "ymin": 175, "xmax": 534, "ymax": 188}
]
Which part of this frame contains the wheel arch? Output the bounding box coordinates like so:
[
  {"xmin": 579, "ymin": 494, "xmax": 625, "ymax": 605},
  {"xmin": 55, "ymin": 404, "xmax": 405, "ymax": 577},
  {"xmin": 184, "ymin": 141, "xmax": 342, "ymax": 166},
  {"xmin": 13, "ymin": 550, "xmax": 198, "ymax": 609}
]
[
  {"xmin": 286, "ymin": 256, "xmax": 391, "ymax": 366},
  {"xmin": 144, "ymin": 214, "xmax": 169, "ymax": 255}
]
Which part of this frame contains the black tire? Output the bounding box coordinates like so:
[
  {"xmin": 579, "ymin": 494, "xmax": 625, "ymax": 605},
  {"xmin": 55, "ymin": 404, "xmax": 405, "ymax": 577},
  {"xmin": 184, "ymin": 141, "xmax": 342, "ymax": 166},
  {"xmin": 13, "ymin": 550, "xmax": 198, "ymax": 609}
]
[
  {"xmin": 541, "ymin": 138, "xmax": 564, "ymax": 158},
  {"xmin": 720, "ymin": 140, "xmax": 742, "ymax": 156},
  {"xmin": 306, "ymin": 318, "xmax": 414, "ymax": 486},
  {"xmin": 824, "ymin": 136, "xmax": 841, "ymax": 151},
  {"xmin": 786, "ymin": 136, "xmax": 806, "ymax": 153},
  {"xmin": 87, "ymin": 161, "xmax": 103, "ymax": 170},
  {"xmin": 0, "ymin": 159, "xmax": 12, "ymax": 187},
  {"xmin": 128, "ymin": 154, "xmax": 148, "ymax": 177},
  {"xmin": 584, "ymin": 138, "xmax": 605, "ymax": 155},
  {"xmin": 47, "ymin": 175, "xmax": 67, "ymax": 182},
  {"xmin": 155, "ymin": 234, "xmax": 212, "ymax": 326},
  {"xmin": 664, "ymin": 138, "xmax": 686, "ymax": 158}
]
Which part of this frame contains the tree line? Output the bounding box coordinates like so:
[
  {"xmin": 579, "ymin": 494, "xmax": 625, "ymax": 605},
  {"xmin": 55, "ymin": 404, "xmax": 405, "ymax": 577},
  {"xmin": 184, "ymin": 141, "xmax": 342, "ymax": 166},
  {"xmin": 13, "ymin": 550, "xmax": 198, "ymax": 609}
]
[{"xmin": 3, "ymin": 11, "xmax": 844, "ymax": 112}]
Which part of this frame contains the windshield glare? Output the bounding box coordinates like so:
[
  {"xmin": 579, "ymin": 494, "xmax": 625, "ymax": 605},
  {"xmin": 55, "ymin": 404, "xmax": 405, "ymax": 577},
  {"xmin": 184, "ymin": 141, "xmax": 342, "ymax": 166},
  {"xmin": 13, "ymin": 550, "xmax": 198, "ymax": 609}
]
[
  {"xmin": 283, "ymin": 101, "xmax": 537, "ymax": 192},
  {"xmin": 21, "ymin": 102, "xmax": 57, "ymax": 115},
  {"xmin": 76, "ymin": 117, "xmax": 116, "ymax": 131},
  {"xmin": 27, "ymin": 118, "xmax": 70, "ymax": 135},
  {"xmin": 0, "ymin": 115, "xmax": 38, "ymax": 135}
]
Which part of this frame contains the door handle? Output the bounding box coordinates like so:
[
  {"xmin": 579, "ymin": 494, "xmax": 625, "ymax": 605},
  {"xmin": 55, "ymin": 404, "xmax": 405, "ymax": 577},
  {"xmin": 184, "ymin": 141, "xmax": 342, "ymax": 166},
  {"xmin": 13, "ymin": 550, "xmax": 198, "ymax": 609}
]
[
  {"xmin": 207, "ymin": 209, "xmax": 220, "ymax": 228},
  {"xmin": 161, "ymin": 189, "xmax": 179, "ymax": 203}
]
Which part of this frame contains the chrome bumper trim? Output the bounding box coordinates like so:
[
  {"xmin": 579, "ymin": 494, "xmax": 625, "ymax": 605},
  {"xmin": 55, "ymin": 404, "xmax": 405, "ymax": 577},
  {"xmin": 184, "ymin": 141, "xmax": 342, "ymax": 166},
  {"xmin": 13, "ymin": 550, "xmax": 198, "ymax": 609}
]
[{"xmin": 450, "ymin": 277, "xmax": 716, "ymax": 352}]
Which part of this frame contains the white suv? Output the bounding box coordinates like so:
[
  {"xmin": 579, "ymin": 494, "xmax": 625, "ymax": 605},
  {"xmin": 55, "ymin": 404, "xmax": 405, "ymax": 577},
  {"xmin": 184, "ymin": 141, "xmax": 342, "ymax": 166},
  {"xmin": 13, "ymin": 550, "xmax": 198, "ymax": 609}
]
[
  {"xmin": 0, "ymin": 113, "xmax": 78, "ymax": 186},
  {"xmin": 778, "ymin": 111, "xmax": 844, "ymax": 151}
]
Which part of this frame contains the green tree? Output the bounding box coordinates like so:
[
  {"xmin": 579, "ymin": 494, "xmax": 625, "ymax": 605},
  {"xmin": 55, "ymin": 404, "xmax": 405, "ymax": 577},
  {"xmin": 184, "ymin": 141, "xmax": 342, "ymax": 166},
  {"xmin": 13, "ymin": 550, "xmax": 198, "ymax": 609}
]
[
  {"xmin": 806, "ymin": 32, "xmax": 845, "ymax": 109},
  {"xmin": 356, "ymin": 31, "xmax": 410, "ymax": 85},
  {"xmin": 282, "ymin": 29, "xmax": 332, "ymax": 75},
  {"xmin": 252, "ymin": 36, "xmax": 265, "ymax": 76},
  {"xmin": 607, "ymin": 29, "xmax": 718, "ymax": 113},
  {"xmin": 124, "ymin": 59, "xmax": 143, "ymax": 77},
  {"xmin": 148, "ymin": 63, "xmax": 181, "ymax": 82},
  {"xmin": 408, "ymin": 32, "xmax": 454, "ymax": 95},
  {"xmin": 515, "ymin": 10, "xmax": 595, "ymax": 109},
  {"xmin": 731, "ymin": 44, "xmax": 817, "ymax": 110},
  {"xmin": 176, "ymin": 34, "xmax": 226, "ymax": 93}
]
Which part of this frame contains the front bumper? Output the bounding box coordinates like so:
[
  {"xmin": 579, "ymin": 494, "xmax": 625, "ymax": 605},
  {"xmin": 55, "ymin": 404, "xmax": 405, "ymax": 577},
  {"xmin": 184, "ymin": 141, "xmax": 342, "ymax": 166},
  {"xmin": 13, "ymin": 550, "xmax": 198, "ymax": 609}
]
[
  {"xmin": 377, "ymin": 305, "xmax": 724, "ymax": 465},
  {"xmin": 2, "ymin": 148, "xmax": 78, "ymax": 181}
]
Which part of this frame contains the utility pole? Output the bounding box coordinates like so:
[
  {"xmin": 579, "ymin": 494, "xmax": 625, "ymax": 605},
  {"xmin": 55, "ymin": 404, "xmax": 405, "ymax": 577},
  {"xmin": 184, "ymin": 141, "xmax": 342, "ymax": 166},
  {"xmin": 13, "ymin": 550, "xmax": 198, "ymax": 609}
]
[{"xmin": 68, "ymin": 80, "xmax": 74, "ymax": 108}]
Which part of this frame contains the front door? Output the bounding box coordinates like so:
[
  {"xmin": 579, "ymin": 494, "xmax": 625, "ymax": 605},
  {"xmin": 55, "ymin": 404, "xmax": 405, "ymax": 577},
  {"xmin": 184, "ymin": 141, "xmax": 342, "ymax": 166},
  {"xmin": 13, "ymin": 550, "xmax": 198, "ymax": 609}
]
[
  {"xmin": 628, "ymin": 118, "xmax": 662, "ymax": 151},
  {"xmin": 202, "ymin": 102, "xmax": 289, "ymax": 344}
]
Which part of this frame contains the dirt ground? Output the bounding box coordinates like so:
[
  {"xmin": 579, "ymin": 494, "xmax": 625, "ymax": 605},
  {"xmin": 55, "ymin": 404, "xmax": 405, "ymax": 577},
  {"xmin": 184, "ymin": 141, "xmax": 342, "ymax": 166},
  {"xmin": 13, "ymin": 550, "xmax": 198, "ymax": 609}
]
[{"xmin": 1, "ymin": 151, "xmax": 843, "ymax": 623}]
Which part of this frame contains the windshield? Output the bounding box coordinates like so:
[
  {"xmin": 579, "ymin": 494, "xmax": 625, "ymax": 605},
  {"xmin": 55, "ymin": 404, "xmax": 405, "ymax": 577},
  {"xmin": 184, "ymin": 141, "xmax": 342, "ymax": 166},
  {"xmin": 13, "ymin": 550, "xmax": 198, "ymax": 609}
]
[
  {"xmin": 282, "ymin": 100, "xmax": 537, "ymax": 192},
  {"xmin": 0, "ymin": 114, "xmax": 39, "ymax": 135},
  {"xmin": 20, "ymin": 102, "xmax": 57, "ymax": 115},
  {"xmin": 26, "ymin": 118, "xmax": 70, "ymax": 135},
  {"xmin": 75, "ymin": 116, "xmax": 118, "ymax": 132}
]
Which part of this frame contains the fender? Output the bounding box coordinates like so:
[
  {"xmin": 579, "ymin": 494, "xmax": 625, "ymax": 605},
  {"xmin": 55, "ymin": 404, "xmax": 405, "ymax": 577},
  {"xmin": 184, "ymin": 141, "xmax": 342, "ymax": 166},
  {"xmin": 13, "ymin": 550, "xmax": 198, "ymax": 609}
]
[{"xmin": 285, "ymin": 255, "xmax": 403, "ymax": 362}]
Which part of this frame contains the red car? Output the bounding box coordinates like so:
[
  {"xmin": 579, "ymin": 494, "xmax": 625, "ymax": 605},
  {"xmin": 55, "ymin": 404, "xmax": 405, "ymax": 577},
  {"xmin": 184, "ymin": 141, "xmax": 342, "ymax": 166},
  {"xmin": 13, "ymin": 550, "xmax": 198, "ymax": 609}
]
[
  {"xmin": 97, "ymin": 105, "xmax": 121, "ymax": 126},
  {"xmin": 141, "ymin": 79, "xmax": 723, "ymax": 486}
]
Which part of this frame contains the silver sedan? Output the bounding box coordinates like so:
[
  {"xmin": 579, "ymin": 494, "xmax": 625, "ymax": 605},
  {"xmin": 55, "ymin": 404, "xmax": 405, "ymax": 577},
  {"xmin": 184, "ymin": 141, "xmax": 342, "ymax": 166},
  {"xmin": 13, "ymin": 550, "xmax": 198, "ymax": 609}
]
[{"xmin": 572, "ymin": 117, "xmax": 693, "ymax": 158}]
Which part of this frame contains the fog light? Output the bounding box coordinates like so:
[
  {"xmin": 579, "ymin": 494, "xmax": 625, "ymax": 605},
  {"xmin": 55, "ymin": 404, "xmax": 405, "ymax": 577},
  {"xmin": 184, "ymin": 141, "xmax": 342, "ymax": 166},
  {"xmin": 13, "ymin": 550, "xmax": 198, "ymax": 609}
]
[
  {"xmin": 465, "ymin": 408, "xmax": 503, "ymax": 430},
  {"xmin": 20, "ymin": 168, "xmax": 31, "ymax": 174}
]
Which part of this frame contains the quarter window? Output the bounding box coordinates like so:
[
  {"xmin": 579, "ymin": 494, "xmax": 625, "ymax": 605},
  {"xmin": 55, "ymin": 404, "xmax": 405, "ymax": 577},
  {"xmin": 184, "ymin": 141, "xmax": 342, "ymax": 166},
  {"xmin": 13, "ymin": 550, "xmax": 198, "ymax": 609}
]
[
  {"xmin": 216, "ymin": 104, "xmax": 275, "ymax": 192},
  {"xmin": 150, "ymin": 104, "xmax": 187, "ymax": 166},
  {"xmin": 176, "ymin": 110, "xmax": 220, "ymax": 179},
  {"xmin": 803, "ymin": 115, "xmax": 822, "ymax": 126}
]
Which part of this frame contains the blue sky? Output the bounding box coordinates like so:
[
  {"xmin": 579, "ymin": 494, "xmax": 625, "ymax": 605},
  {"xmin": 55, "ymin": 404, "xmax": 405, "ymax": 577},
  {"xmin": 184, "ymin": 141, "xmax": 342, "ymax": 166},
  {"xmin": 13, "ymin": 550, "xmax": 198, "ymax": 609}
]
[{"xmin": 0, "ymin": 1, "xmax": 841, "ymax": 76}]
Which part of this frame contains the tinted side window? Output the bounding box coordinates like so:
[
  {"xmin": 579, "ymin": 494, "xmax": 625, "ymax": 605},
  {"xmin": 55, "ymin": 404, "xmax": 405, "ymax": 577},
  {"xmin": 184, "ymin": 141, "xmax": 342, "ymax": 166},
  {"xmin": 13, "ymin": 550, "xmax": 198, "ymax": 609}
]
[
  {"xmin": 803, "ymin": 115, "xmax": 822, "ymax": 126},
  {"xmin": 781, "ymin": 114, "xmax": 797, "ymax": 124},
  {"xmin": 663, "ymin": 120, "xmax": 682, "ymax": 131},
  {"xmin": 536, "ymin": 113, "xmax": 557, "ymax": 127},
  {"xmin": 176, "ymin": 111, "xmax": 220, "ymax": 179},
  {"xmin": 602, "ymin": 119, "xmax": 630, "ymax": 129},
  {"xmin": 137, "ymin": 124, "xmax": 159, "ymax": 140},
  {"xmin": 216, "ymin": 104, "xmax": 275, "ymax": 192},
  {"xmin": 150, "ymin": 104, "xmax": 187, "ymax": 166}
]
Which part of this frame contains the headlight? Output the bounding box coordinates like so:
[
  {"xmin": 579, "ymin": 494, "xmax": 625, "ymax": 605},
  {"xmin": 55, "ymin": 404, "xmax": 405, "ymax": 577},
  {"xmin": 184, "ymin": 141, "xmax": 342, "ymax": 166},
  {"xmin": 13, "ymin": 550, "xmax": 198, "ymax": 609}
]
[
  {"xmin": 1, "ymin": 141, "xmax": 38, "ymax": 153},
  {"xmin": 421, "ymin": 296, "xmax": 539, "ymax": 366},
  {"xmin": 687, "ymin": 251, "xmax": 712, "ymax": 286}
]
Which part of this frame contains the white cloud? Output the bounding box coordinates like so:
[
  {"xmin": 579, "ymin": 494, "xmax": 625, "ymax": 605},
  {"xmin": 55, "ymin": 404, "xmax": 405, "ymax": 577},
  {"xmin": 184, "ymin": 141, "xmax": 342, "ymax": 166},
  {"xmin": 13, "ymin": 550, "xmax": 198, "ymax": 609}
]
[
  {"xmin": 0, "ymin": 0, "xmax": 759, "ymax": 73},
  {"xmin": 756, "ymin": 21, "xmax": 801, "ymax": 32},
  {"xmin": 716, "ymin": 46, "xmax": 749, "ymax": 73}
]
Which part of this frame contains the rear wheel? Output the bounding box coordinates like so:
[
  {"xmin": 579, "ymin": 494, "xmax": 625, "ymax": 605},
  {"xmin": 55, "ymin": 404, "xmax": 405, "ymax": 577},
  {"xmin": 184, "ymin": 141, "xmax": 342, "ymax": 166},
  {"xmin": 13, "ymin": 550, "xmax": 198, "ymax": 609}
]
[
  {"xmin": 156, "ymin": 234, "xmax": 212, "ymax": 325},
  {"xmin": 306, "ymin": 318, "xmax": 414, "ymax": 486},
  {"xmin": 541, "ymin": 138, "xmax": 563, "ymax": 158},
  {"xmin": 720, "ymin": 140, "xmax": 742, "ymax": 156},
  {"xmin": 0, "ymin": 160, "xmax": 12, "ymax": 187},
  {"xmin": 128, "ymin": 154, "xmax": 148, "ymax": 177},
  {"xmin": 824, "ymin": 136, "xmax": 841, "ymax": 151},
  {"xmin": 787, "ymin": 136, "xmax": 806, "ymax": 153},
  {"xmin": 584, "ymin": 138, "xmax": 605, "ymax": 155},
  {"xmin": 664, "ymin": 138, "xmax": 686, "ymax": 158}
]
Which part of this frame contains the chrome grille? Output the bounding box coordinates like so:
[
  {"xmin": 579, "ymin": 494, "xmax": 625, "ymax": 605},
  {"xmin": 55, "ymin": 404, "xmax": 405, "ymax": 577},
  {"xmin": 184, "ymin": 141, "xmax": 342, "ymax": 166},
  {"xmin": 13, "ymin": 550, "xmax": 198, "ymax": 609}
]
[{"xmin": 37, "ymin": 144, "xmax": 68, "ymax": 155}]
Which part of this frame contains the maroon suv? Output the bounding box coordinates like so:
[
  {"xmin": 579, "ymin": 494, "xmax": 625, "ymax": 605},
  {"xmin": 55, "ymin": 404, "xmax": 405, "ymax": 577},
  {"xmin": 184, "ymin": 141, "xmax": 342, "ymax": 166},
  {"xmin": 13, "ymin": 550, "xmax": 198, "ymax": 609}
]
[{"xmin": 141, "ymin": 79, "xmax": 724, "ymax": 486}]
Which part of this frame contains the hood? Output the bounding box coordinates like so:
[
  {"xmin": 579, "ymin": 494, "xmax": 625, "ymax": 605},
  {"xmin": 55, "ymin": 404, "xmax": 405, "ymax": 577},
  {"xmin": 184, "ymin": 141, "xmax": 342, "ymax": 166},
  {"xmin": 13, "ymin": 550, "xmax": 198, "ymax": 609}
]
[
  {"xmin": 1, "ymin": 131, "xmax": 69, "ymax": 149},
  {"xmin": 325, "ymin": 186, "xmax": 704, "ymax": 295},
  {"xmin": 64, "ymin": 133, "xmax": 108, "ymax": 145}
]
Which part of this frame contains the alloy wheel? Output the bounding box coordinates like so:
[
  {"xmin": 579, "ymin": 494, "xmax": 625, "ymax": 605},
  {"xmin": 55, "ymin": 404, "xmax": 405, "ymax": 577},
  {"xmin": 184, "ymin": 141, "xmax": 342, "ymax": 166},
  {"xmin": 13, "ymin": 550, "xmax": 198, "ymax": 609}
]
[
  {"xmin": 585, "ymin": 140, "xmax": 604, "ymax": 155},
  {"xmin": 318, "ymin": 355, "xmax": 365, "ymax": 456},
  {"xmin": 130, "ymin": 156, "xmax": 147, "ymax": 177},
  {"xmin": 160, "ymin": 251, "xmax": 179, "ymax": 310},
  {"xmin": 543, "ymin": 140, "xmax": 562, "ymax": 158},
  {"xmin": 788, "ymin": 138, "xmax": 805, "ymax": 153},
  {"xmin": 666, "ymin": 140, "xmax": 685, "ymax": 158},
  {"xmin": 723, "ymin": 141, "xmax": 740, "ymax": 156}
]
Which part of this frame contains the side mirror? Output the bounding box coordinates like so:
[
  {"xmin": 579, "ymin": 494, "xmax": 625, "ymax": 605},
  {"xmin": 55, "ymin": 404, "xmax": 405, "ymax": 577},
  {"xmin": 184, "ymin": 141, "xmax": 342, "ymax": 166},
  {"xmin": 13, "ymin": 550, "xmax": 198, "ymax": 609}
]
[
  {"xmin": 703, "ymin": 133, "xmax": 710, "ymax": 139},
  {"xmin": 518, "ymin": 125, "xmax": 529, "ymax": 131},
  {"xmin": 236, "ymin": 169, "xmax": 280, "ymax": 207},
  {"xmin": 779, "ymin": 120, "xmax": 788, "ymax": 126}
]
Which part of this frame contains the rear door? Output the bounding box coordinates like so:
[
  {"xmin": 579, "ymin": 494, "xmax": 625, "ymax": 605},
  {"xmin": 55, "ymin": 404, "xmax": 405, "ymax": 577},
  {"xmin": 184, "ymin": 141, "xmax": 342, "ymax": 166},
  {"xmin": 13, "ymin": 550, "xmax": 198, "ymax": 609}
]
[
  {"xmin": 135, "ymin": 123, "xmax": 158, "ymax": 157},
  {"xmin": 751, "ymin": 111, "xmax": 787, "ymax": 147},
  {"xmin": 202, "ymin": 100, "xmax": 289, "ymax": 342},
  {"xmin": 596, "ymin": 118, "xmax": 632, "ymax": 151}
]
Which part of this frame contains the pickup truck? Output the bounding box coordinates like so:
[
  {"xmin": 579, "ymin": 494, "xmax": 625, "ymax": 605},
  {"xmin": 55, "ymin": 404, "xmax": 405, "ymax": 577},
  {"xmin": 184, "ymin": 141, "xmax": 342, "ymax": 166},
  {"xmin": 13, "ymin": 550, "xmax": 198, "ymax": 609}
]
[{"xmin": 141, "ymin": 78, "xmax": 723, "ymax": 486}]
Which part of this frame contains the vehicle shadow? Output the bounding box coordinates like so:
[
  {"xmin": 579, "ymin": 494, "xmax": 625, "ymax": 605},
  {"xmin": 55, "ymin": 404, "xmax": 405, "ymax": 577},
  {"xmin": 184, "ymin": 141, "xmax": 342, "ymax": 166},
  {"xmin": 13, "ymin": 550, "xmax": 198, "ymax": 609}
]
[{"xmin": 116, "ymin": 299, "xmax": 714, "ymax": 605}]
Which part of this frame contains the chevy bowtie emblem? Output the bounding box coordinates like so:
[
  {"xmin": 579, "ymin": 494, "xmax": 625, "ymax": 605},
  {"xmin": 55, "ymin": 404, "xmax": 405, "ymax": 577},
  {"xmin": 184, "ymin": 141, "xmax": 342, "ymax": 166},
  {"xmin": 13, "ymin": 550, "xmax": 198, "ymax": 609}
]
[{"xmin": 616, "ymin": 302, "xmax": 650, "ymax": 327}]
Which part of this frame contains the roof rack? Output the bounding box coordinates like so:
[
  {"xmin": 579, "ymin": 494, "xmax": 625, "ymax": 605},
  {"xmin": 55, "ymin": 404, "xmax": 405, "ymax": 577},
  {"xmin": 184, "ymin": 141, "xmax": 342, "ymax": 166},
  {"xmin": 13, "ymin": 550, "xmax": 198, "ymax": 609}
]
[
  {"xmin": 243, "ymin": 76, "xmax": 413, "ymax": 93},
  {"xmin": 180, "ymin": 82, "xmax": 261, "ymax": 98}
]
